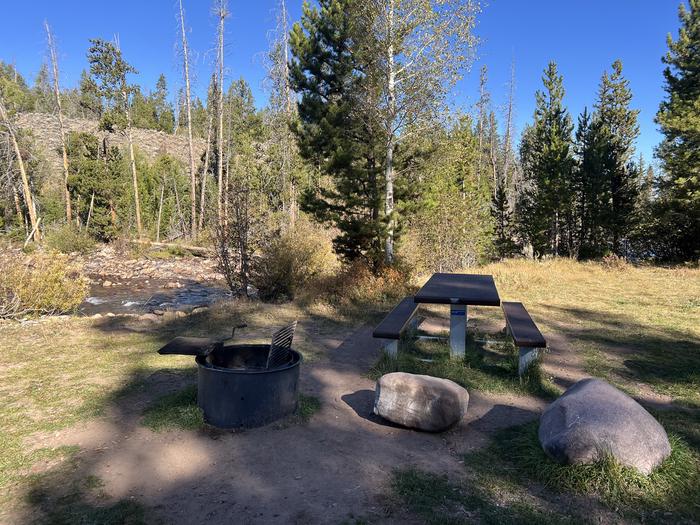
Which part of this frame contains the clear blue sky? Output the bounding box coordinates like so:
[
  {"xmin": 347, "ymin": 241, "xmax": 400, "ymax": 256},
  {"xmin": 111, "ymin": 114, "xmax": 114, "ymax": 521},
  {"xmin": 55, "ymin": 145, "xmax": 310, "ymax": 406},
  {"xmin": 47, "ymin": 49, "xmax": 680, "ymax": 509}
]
[{"xmin": 0, "ymin": 0, "xmax": 684, "ymax": 163}]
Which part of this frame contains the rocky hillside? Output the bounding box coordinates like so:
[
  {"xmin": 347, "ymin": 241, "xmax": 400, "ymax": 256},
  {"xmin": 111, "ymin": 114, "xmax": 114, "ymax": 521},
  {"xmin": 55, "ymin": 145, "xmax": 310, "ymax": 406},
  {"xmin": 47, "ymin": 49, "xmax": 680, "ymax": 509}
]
[{"xmin": 16, "ymin": 112, "xmax": 207, "ymax": 177}]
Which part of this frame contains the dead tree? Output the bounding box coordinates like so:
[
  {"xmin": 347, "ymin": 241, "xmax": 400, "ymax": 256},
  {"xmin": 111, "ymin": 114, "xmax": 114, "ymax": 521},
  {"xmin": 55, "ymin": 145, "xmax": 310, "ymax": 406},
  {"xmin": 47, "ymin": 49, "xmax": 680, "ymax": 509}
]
[
  {"xmin": 45, "ymin": 21, "xmax": 72, "ymax": 223},
  {"xmin": 215, "ymin": 0, "xmax": 228, "ymax": 227},
  {"xmin": 0, "ymin": 96, "xmax": 40, "ymax": 241},
  {"xmin": 178, "ymin": 0, "xmax": 197, "ymax": 238},
  {"xmin": 198, "ymin": 109, "xmax": 214, "ymax": 231}
]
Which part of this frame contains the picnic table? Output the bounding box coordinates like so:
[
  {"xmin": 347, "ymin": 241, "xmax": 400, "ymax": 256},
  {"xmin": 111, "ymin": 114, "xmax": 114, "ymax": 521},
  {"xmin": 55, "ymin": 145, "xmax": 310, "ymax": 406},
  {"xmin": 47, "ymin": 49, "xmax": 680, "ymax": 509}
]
[{"xmin": 414, "ymin": 273, "xmax": 501, "ymax": 356}]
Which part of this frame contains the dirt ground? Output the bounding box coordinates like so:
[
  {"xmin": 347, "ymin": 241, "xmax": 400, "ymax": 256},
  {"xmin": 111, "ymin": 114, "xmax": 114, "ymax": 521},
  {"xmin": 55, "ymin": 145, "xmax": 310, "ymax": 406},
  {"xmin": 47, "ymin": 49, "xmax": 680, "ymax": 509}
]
[{"xmin": 11, "ymin": 314, "xmax": 563, "ymax": 525}]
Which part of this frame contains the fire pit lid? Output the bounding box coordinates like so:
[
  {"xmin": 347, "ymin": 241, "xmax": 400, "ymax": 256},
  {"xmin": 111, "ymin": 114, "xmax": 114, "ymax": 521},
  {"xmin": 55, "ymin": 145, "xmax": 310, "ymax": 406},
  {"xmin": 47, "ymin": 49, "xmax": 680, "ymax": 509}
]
[{"xmin": 157, "ymin": 336, "xmax": 223, "ymax": 357}]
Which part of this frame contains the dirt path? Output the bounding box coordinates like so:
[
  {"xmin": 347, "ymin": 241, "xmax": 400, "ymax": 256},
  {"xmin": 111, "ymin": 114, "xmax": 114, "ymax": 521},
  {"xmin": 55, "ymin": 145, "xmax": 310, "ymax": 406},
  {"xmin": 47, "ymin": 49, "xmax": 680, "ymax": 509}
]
[{"xmin": 22, "ymin": 322, "xmax": 547, "ymax": 524}]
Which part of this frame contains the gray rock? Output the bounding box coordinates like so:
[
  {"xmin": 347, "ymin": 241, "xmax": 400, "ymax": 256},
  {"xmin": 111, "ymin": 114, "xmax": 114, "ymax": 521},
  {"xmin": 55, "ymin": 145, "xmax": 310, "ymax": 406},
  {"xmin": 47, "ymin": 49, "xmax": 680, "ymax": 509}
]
[
  {"xmin": 373, "ymin": 372, "xmax": 469, "ymax": 432},
  {"xmin": 539, "ymin": 378, "xmax": 671, "ymax": 474}
]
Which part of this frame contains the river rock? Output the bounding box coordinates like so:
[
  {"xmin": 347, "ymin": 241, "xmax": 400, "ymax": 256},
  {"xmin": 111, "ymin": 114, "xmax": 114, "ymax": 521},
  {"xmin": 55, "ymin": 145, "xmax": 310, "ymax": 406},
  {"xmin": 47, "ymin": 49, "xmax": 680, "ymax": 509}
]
[
  {"xmin": 373, "ymin": 372, "xmax": 469, "ymax": 432},
  {"xmin": 539, "ymin": 378, "xmax": 671, "ymax": 474}
]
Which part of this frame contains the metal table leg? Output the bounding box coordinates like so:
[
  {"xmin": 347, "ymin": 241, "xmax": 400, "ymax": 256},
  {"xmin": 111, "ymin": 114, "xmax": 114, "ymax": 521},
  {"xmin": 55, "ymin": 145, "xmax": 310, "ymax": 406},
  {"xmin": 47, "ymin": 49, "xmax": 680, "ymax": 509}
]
[
  {"xmin": 518, "ymin": 347, "xmax": 539, "ymax": 376},
  {"xmin": 450, "ymin": 304, "xmax": 467, "ymax": 357}
]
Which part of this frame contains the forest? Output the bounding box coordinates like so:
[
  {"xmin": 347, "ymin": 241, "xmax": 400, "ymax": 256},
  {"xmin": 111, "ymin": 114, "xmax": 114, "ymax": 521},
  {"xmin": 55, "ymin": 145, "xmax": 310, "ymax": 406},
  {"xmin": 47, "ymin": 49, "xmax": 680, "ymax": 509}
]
[{"xmin": 0, "ymin": 0, "xmax": 698, "ymax": 299}]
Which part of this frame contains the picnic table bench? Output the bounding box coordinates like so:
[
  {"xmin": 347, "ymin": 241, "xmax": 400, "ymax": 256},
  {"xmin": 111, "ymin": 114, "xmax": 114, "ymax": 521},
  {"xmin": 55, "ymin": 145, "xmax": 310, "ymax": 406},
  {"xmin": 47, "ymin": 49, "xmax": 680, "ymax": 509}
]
[
  {"xmin": 372, "ymin": 296, "xmax": 419, "ymax": 357},
  {"xmin": 502, "ymin": 301, "xmax": 547, "ymax": 376}
]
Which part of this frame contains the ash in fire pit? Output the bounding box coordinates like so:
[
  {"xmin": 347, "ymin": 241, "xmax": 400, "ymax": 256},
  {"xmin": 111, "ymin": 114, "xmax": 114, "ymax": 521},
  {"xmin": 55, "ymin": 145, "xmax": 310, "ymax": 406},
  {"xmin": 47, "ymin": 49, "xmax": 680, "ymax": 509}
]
[{"xmin": 157, "ymin": 322, "xmax": 301, "ymax": 429}]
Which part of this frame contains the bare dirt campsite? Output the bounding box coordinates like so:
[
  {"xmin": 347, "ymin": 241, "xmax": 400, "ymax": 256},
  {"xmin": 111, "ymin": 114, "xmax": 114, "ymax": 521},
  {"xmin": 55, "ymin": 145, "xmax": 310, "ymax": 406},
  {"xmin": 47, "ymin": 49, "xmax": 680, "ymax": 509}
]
[{"xmin": 1, "ymin": 255, "xmax": 698, "ymax": 524}]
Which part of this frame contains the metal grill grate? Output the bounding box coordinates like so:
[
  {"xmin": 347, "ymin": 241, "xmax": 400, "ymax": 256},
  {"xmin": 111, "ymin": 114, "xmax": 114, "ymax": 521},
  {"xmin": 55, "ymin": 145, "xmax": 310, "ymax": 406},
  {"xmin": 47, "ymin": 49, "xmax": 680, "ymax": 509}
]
[{"xmin": 266, "ymin": 321, "xmax": 297, "ymax": 369}]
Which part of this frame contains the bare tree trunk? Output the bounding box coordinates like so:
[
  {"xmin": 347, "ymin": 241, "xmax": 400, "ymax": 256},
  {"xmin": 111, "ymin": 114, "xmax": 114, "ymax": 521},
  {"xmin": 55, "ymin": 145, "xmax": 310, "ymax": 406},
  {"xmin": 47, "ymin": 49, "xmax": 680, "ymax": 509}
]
[
  {"xmin": 11, "ymin": 183, "xmax": 26, "ymax": 232},
  {"xmin": 86, "ymin": 191, "xmax": 95, "ymax": 230},
  {"xmin": 216, "ymin": 1, "xmax": 227, "ymax": 227},
  {"xmin": 179, "ymin": 0, "xmax": 197, "ymax": 238},
  {"xmin": 384, "ymin": 0, "xmax": 396, "ymax": 265},
  {"xmin": 502, "ymin": 60, "xmax": 515, "ymax": 188},
  {"xmin": 45, "ymin": 21, "xmax": 72, "ymax": 223},
  {"xmin": 476, "ymin": 66, "xmax": 488, "ymax": 185},
  {"xmin": 0, "ymin": 98, "xmax": 40, "ymax": 241},
  {"xmin": 198, "ymin": 111, "xmax": 214, "ymax": 231},
  {"xmin": 156, "ymin": 183, "xmax": 164, "ymax": 242},
  {"xmin": 280, "ymin": 0, "xmax": 296, "ymax": 226},
  {"xmin": 173, "ymin": 177, "xmax": 185, "ymax": 233},
  {"xmin": 119, "ymin": 84, "xmax": 143, "ymax": 238}
]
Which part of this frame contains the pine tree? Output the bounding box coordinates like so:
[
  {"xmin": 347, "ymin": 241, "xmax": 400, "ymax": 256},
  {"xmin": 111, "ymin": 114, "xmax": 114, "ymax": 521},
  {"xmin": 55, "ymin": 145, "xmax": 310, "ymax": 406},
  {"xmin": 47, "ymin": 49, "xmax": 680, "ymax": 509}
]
[
  {"xmin": 573, "ymin": 107, "xmax": 606, "ymax": 257},
  {"xmin": 152, "ymin": 74, "xmax": 175, "ymax": 133},
  {"xmin": 518, "ymin": 62, "xmax": 575, "ymax": 256},
  {"xmin": 87, "ymin": 39, "xmax": 143, "ymax": 236},
  {"xmin": 32, "ymin": 63, "xmax": 53, "ymax": 113},
  {"xmin": 78, "ymin": 69, "xmax": 102, "ymax": 119},
  {"xmin": 654, "ymin": 0, "xmax": 700, "ymax": 260},
  {"xmin": 594, "ymin": 60, "xmax": 640, "ymax": 255},
  {"xmin": 290, "ymin": 0, "xmax": 385, "ymax": 263}
]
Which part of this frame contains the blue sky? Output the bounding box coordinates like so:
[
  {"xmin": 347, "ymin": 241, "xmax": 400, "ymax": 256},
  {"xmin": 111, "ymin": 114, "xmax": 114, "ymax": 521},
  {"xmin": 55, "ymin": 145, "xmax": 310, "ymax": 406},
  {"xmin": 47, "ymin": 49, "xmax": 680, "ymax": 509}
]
[{"xmin": 0, "ymin": 1, "xmax": 684, "ymax": 163}]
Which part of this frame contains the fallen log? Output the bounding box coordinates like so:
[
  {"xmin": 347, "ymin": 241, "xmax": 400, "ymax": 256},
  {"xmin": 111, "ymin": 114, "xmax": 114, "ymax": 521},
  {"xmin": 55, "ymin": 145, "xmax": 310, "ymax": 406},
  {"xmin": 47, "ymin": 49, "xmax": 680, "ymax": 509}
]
[{"xmin": 130, "ymin": 239, "xmax": 212, "ymax": 257}]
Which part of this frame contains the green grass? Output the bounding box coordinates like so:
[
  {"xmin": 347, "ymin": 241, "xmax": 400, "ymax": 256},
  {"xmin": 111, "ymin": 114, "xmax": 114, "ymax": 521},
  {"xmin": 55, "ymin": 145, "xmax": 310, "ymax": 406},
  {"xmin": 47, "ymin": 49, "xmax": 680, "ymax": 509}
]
[
  {"xmin": 391, "ymin": 467, "xmax": 575, "ymax": 525},
  {"xmin": 295, "ymin": 393, "xmax": 322, "ymax": 423},
  {"xmin": 26, "ymin": 466, "xmax": 147, "ymax": 525},
  {"xmin": 465, "ymin": 421, "xmax": 700, "ymax": 523},
  {"xmin": 141, "ymin": 385, "xmax": 204, "ymax": 432},
  {"xmin": 370, "ymin": 332, "xmax": 559, "ymax": 399}
]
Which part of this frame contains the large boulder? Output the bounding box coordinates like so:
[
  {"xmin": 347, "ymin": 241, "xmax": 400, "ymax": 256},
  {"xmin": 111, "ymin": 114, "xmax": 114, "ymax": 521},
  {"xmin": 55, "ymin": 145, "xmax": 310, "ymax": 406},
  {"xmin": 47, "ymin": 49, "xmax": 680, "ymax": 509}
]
[
  {"xmin": 373, "ymin": 372, "xmax": 469, "ymax": 432},
  {"xmin": 539, "ymin": 378, "xmax": 671, "ymax": 474}
]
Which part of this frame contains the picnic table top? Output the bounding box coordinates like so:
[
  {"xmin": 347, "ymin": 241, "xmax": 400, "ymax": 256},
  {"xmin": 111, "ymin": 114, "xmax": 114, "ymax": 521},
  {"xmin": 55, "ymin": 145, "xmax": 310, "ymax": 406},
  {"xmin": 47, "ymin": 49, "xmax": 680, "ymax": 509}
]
[{"xmin": 414, "ymin": 273, "xmax": 501, "ymax": 306}]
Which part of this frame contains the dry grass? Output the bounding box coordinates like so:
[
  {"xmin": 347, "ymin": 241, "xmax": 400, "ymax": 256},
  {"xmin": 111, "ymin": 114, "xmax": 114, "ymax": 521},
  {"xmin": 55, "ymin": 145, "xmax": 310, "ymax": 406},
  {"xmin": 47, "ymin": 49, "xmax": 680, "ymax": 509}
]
[{"xmin": 430, "ymin": 259, "xmax": 700, "ymax": 406}]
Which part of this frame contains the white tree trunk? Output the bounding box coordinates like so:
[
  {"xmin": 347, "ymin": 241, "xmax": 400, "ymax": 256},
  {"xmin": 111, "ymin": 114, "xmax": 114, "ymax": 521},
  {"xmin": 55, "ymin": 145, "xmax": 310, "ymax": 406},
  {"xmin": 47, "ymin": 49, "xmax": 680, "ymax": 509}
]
[
  {"xmin": 45, "ymin": 21, "xmax": 72, "ymax": 223},
  {"xmin": 216, "ymin": 1, "xmax": 226, "ymax": 227},
  {"xmin": 179, "ymin": 0, "xmax": 197, "ymax": 238},
  {"xmin": 384, "ymin": 0, "xmax": 396, "ymax": 265},
  {"xmin": 0, "ymin": 98, "xmax": 40, "ymax": 241},
  {"xmin": 199, "ymin": 111, "xmax": 214, "ymax": 231},
  {"xmin": 126, "ymin": 119, "xmax": 142, "ymax": 237}
]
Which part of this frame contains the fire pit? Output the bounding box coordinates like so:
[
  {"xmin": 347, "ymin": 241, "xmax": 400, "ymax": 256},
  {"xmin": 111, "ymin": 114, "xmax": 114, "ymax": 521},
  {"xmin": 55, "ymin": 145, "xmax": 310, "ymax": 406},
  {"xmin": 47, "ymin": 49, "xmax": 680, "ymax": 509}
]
[
  {"xmin": 196, "ymin": 344, "xmax": 301, "ymax": 428},
  {"xmin": 157, "ymin": 323, "xmax": 301, "ymax": 429}
]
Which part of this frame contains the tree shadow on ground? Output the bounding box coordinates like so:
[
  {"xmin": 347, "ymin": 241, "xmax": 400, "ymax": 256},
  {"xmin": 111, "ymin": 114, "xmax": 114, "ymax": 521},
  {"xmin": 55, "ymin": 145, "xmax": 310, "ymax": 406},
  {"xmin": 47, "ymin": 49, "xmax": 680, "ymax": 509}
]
[
  {"xmin": 540, "ymin": 305, "xmax": 700, "ymax": 405},
  {"xmin": 17, "ymin": 296, "xmax": 699, "ymax": 524}
]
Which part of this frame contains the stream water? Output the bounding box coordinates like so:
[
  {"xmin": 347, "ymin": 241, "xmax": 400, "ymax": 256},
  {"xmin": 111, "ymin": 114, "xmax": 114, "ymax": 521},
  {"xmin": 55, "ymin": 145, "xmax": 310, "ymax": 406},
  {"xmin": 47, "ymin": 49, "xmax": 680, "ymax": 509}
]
[{"xmin": 80, "ymin": 279, "xmax": 231, "ymax": 316}]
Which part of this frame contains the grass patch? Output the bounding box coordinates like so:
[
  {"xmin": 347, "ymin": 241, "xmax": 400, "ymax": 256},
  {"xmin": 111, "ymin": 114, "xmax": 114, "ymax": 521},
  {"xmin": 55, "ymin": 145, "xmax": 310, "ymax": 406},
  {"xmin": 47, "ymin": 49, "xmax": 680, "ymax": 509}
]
[
  {"xmin": 466, "ymin": 421, "xmax": 700, "ymax": 522},
  {"xmin": 26, "ymin": 467, "xmax": 147, "ymax": 525},
  {"xmin": 292, "ymin": 393, "xmax": 322, "ymax": 423},
  {"xmin": 391, "ymin": 467, "xmax": 574, "ymax": 525},
  {"xmin": 141, "ymin": 385, "xmax": 204, "ymax": 432},
  {"xmin": 370, "ymin": 333, "xmax": 558, "ymax": 399}
]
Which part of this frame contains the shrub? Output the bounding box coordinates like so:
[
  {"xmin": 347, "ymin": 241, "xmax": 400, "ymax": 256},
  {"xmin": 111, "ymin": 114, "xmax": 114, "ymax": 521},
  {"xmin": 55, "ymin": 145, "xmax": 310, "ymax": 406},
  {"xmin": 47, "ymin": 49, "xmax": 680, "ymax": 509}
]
[
  {"xmin": 44, "ymin": 224, "xmax": 96, "ymax": 255},
  {"xmin": 0, "ymin": 251, "xmax": 89, "ymax": 318},
  {"xmin": 601, "ymin": 253, "xmax": 628, "ymax": 271},
  {"xmin": 306, "ymin": 258, "xmax": 414, "ymax": 315},
  {"xmin": 253, "ymin": 218, "xmax": 338, "ymax": 300}
]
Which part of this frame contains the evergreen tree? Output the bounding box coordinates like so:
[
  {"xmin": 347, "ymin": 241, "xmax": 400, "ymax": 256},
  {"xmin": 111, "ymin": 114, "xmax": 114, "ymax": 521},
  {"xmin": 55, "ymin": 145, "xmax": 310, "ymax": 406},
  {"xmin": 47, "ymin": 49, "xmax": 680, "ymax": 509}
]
[
  {"xmin": 573, "ymin": 107, "xmax": 606, "ymax": 257},
  {"xmin": 491, "ymin": 175, "xmax": 517, "ymax": 258},
  {"xmin": 654, "ymin": 0, "xmax": 700, "ymax": 260},
  {"xmin": 77, "ymin": 69, "xmax": 102, "ymax": 119},
  {"xmin": 518, "ymin": 62, "xmax": 575, "ymax": 257},
  {"xmin": 594, "ymin": 60, "xmax": 640, "ymax": 255},
  {"xmin": 32, "ymin": 63, "xmax": 53, "ymax": 113},
  {"xmin": 152, "ymin": 74, "xmax": 175, "ymax": 133},
  {"xmin": 290, "ymin": 0, "xmax": 385, "ymax": 263},
  {"xmin": 0, "ymin": 61, "xmax": 34, "ymax": 112}
]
